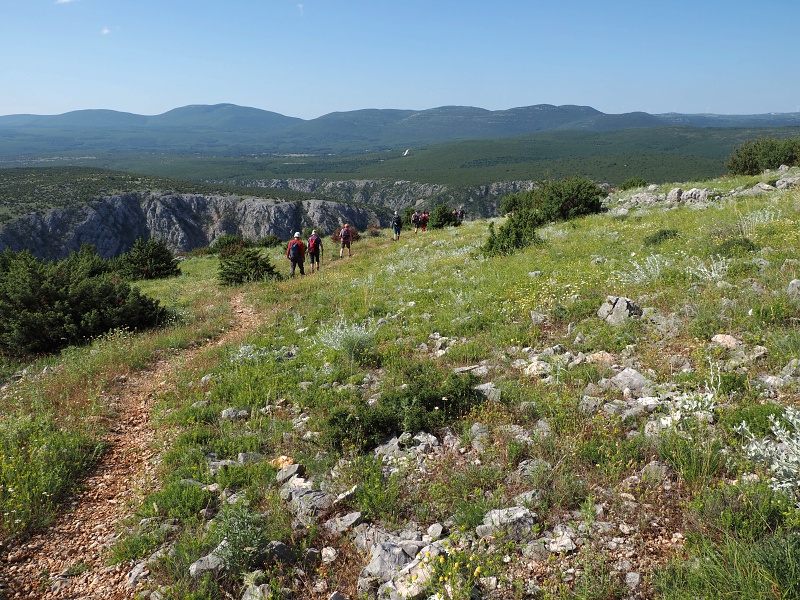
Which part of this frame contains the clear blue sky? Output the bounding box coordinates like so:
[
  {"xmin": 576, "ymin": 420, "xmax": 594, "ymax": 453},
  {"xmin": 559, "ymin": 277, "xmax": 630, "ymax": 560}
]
[{"xmin": 2, "ymin": 0, "xmax": 799, "ymax": 119}]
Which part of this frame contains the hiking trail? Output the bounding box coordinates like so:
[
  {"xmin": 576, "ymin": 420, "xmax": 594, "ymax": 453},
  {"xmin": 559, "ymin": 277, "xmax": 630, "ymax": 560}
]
[{"xmin": 1, "ymin": 294, "xmax": 262, "ymax": 600}]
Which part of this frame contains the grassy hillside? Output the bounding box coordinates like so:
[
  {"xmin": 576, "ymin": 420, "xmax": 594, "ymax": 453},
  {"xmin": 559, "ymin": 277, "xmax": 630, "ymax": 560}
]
[{"xmin": 2, "ymin": 170, "xmax": 800, "ymax": 598}]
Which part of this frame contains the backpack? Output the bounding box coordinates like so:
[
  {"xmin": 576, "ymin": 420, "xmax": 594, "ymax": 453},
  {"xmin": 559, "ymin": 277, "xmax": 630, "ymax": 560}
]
[
  {"xmin": 308, "ymin": 235, "xmax": 319, "ymax": 253},
  {"xmin": 289, "ymin": 240, "xmax": 301, "ymax": 259},
  {"xmin": 340, "ymin": 227, "xmax": 350, "ymax": 241},
  {"xmin": 412, "ymin": 213, "xmax": 420, "ymax": 225}
]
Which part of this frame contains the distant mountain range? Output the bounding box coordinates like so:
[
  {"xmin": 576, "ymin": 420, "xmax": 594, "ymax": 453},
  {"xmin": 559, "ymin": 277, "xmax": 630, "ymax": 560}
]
[{"xmin": 1, "ymin": 103, "xmax": 799, "ymax": 157}]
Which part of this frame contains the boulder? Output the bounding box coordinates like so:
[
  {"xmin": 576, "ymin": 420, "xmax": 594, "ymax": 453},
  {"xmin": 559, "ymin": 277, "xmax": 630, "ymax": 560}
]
[
  {"xmin": 475, "ymin": 507, "xmax": 538, "ymax": 541},
  {"xmin": 597, "ymin": 296, "xmax": 642, "ymax": 326}
]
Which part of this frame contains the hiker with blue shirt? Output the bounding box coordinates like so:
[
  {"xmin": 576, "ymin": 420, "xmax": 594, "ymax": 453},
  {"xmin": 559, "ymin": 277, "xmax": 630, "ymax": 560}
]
[{"xmin": 391, "ymin": 211, "xmax": 402, "ymax": 241}]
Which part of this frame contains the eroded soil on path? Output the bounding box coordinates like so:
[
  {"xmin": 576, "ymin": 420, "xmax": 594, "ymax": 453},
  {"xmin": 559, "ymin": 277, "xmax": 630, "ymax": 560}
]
[{"xmin": 1, "ymin": 295, "xmax": 262, "ymax": 600}]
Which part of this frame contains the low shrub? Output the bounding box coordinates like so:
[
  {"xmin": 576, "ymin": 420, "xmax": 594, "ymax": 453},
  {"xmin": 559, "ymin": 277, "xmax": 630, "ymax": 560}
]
[
  {"xmin": 691, "ymin": 481, "xmax": 798, "ymax": 541},
  {"xmin": 349, "ymin": 454, "xmax": 403, "ymax": 524},
  {"xmin": 0, "ymin": 413, "xmax": 103, "ymax": 538},
  {"xmin": 714, "ymin": 236, "xmax": 759, "ymax": 257},
  {"xmin": 0, "ymin": 247, "xmax": 166, "ymax": 356},
  {"xmin": 212, "ymin": 503, "xmax": 274, "ymax": 579},
  {"xmin": 720, "ymin": 402, "xmax": 784, "ymax": 438},
  {"xmin": 314, "ymin": 319, "xmax": 377, "ymax": 366},
  {"xmin": 620, "ymin": 176, "xmax": 648, "ymax": 190},
  {"xmin": 484, "ymin": 176, "xmax": 603, "ymax": 256},
  {"xmin": 737, "ymin": 406, "xmax": 800, "ymax": 503},
  {"xmin": 321, "ymin": 363, "xmax": 483, "ymax": 452},
  {"xmin": 256, "ymin": 233, "xmax": 283, "ymax": 248},
  {"xmin": 138, "ymin": 480, "xmax": 215, "ymax": 520},
  {"xmin": 643, "ymin": 228, "xmax": 680, "ymax": 247},
  {"xmin": 218, "ymin": 248, "xmax": 281, "ymax": 285},
  {"xmin": 209, "ymin": 234, "xmax": 253, "ymax": 257}
]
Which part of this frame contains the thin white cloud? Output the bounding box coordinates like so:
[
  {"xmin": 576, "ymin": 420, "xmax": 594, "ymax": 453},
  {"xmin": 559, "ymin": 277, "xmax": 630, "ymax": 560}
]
[
  {"xmin": 55, "ymin": 0, "xmax": 77, "ymax": 4},
  {"xmin": 101, "ymin": 26, "xmax": 110, "ymax": 35},
  {"xmin": 297, "ymin": 4, "xmax": 304, "ymax": 17}
]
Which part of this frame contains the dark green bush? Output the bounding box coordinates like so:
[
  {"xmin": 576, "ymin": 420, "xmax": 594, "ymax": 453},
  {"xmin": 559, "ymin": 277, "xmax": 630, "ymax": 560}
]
[
  {"xmin": 209, "ymin": 234, "xmax": 252, "ymax": 257},
  {"xmin": 715, "ymin": 236, "xmax": 759, "ymax": 257},
  {"xmin": 644, "ymin": 228, "xmax": 680, "ymax": 246},
  {"xmin": 0, "ymin": 247, "xmax": 165, "ymax": 356},
  {"xmin": 620, "ymin": 176, "xmax": 648, "ymax": 190},
  {"xmin": 726, "ymin": 136, "xmax": 800, "ymax": 175},
  {"xmin": 116, "ymin": 237, "xmax": 181, "ymax": 280},
  {"xmin": 218, "ymin": 247, "xmax": 281, "ymax": 285},
  {"xmin": 322, "ymin": 363, "xmax": 484, "ymax": 451},
  {"xmin": 428, "ymin": 204, "xmax": 460, "ymax": 229},
  {"xmin": 484, "ymin": 176, "xmax": 603, "ymax": 256},
  {"xmin": 256, "ymin": 233, "xmax": 283, "ymax": 248},
  {"xmin": 536, "ymin": 176, "xmax": 604, "ymax": 222}
]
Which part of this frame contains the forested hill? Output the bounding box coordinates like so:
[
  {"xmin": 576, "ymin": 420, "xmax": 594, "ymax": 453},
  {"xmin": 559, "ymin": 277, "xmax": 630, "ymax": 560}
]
[{"xmin": 1, "ymin": 103, "xmax": 800, "ymax": 155}]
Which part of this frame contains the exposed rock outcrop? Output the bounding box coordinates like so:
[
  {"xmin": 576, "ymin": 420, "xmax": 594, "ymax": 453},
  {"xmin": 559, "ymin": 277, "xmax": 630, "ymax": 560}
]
[
  {"xmin": 235, "ymin": 178, "xmax": 540, "ymax": 216},
  {"xmin": 0, "ymin": 192, "xmax": 387, "ymax": 260}
]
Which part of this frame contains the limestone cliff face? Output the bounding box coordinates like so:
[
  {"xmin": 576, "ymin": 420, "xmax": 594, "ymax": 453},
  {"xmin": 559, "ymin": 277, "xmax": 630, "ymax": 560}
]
[
  {"xmin": 0, "ymin": 192, "xmax": 387, "ymax": 260},
  {"xmin": 234, "ymin": 178, "xmax": 539, "ymax": 216}
]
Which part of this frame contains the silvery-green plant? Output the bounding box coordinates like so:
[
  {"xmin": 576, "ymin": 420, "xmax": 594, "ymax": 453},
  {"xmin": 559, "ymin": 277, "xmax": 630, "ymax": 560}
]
[
  {"xmin": 315, "ymin": 318, "xmax": 376, "ymax": 365},
  {"xmin": 687, "ymin": 254, "xmax": 729, "ymax": 281},
  {"xmin": 229, "ymin": 344, "xmax": 271, "ymax": 363},
  {"xmin": 738, "ymin": 208, "xmax": 781, "ymax": 238},
  {"xmin": 674, "ymin": 391, "xmax": 717, "ymax": 415},
  {"xmin": 736, "ymin": 406, "xmax": 800, "ymax": 506},
  {"xmin": 213, "ymin": 503, "xmax": 269, "ymax": 576},
  {"xmin": 615, "ymin": 254, "xmax": 673, "ymax": 284}
]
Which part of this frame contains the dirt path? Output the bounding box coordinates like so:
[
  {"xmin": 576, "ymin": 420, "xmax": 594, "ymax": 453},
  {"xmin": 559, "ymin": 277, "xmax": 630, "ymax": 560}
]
[{"xmin": 1, "ymin": 294, "xmax": 262, "ymax": 600}]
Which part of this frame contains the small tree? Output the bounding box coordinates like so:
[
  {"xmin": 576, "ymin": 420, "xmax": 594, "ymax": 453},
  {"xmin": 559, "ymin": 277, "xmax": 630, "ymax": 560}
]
[
  {"xmin": 218, "ymin": 248, "xmax": 281, "ymax": 285},
  {"xmin": 116, "ymin": 237, "xmax": 180, "ymax": 281},
  {"xmin": 428, "ymin": 204, "xmax": 459, "ymax": 229}
]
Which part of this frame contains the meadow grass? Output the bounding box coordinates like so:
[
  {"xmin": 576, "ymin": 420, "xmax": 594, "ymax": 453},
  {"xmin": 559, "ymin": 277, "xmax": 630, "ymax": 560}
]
[{"xmin": 4, "ymin": 170, "xmax": 800, "ymax": 597}]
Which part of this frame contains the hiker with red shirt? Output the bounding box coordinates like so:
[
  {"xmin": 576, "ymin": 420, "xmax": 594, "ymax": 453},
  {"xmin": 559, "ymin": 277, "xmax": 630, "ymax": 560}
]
[
  {"xmin": 307, "ymin": 229, "xmax": 323, "ymax": 273},
  {"xmin": 286, "ymin": 232, "xmax": 306, "ymax": 277},
  {"xmin": 420, "ymin": 211, "xmax": 429, "ymax": 232},
  {"xmin": 339, "ymin": 223, "xmax": 352, "ymax": 258}
]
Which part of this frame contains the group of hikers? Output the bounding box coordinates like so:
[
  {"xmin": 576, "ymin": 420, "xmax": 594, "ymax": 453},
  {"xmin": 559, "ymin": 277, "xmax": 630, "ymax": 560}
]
[
  {"xmin": 285, "ymin": 224, "xmax": 352, "ymax": 277},
  {"xmin": 391, "ymin": 209, "xmax": 433, "ymax": 241},
  {"xmin": 286, "ymin": 206, "xmax": 465, "ymax": 275}
]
